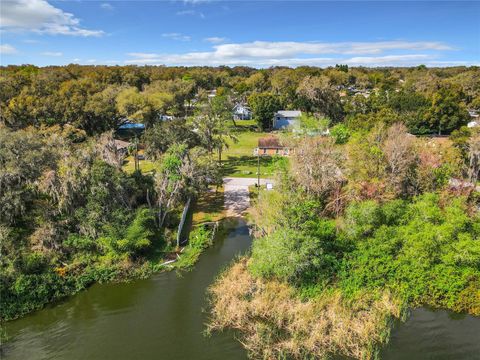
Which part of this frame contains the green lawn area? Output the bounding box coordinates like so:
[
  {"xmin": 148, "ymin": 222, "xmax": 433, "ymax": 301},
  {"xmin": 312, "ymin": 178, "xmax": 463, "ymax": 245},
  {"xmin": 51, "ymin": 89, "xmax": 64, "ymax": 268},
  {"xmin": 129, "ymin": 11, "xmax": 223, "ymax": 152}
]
[
  {"xmin": 120, "ymin": 121, "xmax": 288, "ymax": 179},
  {"xmin": 122, "ymin": 149, "xmax": 158, "ymax": 174},
  {"xmin": 122, "ymin": 156, "xmax": 158, "ymax": 174},
  {"xmin": 222, "ymin": 129, "xmax": 289, "ymax": 178},
  {"xmin": 192, "ymin": 186, "xmax": 226, "ymax": 225}
]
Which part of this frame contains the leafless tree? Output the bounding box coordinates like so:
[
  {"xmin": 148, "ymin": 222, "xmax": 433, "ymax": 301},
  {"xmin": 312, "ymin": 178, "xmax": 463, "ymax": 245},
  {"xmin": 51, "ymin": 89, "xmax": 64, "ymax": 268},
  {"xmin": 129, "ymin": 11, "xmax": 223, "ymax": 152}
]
[
  {"xmin": 96, "ymin": 131, "xmax": 122, "ymax": 168},
  {"xmin": 468, "ymin": 133, "xmax": 480, "ymax": 184},
  {"xmin": 382, "ymin": 123, "xmax": 417, "ymax": 196},
  {"xmin": 292, "ymin": 137, "xmax": 345, "ymax": 199}
]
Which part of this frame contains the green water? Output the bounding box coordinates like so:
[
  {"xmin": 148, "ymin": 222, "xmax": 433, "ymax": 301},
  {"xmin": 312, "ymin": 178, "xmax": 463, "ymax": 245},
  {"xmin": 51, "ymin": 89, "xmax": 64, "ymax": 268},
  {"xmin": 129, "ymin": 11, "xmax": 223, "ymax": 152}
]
[
  {"xmin": 380, "ymin": 307, "xmax": 480, "ymax": 359},
  {"xmin": 2, "ymin": 220, "xmax": 251, "ymax": 360},
  {"xmin": 2, "ymin": 220, "xmax": 480, "ymax": 359}
]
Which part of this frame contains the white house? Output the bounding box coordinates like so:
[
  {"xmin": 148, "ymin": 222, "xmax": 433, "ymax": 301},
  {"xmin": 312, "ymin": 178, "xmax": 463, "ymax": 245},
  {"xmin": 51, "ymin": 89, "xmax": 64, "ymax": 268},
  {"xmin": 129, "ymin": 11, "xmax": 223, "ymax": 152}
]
[
  {"xmin": 160, "ymin": 114, "xmax": 174, "ymax": 121},
  {"xmin": 272, "ymin": 110, "xmax": 302, "ymax": 130},
  {"xmin": 468, "ymin": 109, "xmax": 479, "ymax": 119},
  {"xmin": 233, "ymin": 103, "xmax": 252, "ymax": 120}
]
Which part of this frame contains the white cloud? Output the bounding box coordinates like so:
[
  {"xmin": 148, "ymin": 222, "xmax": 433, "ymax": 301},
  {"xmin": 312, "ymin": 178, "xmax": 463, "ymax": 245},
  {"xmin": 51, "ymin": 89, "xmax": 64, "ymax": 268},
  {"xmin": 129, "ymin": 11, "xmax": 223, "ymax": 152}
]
[
  {"xmin": 124, "ymin": 40, "xmax": 456, "ymax": 67},
  {"xmin": 41, "ymin": 51, "xmax": 62, "ymax": 56},
  {"xmin": 176, "ymin": 9, "xmax": 205, "ymax": 18},
  {"xmin": 161, "ymin": 33, "xmax": 191, "ymax": 41},
  {"xmin": 211, "ymin": 41, "xmax": 452, "ymax": 59},
  {"xmin": 100, "ymin": 3, "xmax": 114, "ymax": 11},
  {"xmin": 176, "ymin": 10, "xmax": 195, "ymax": 15},
  {"xmin": 0, "ymin": 44, "xmax": 18, "ymax": 54},
  {"xmin": 127, "ymin": 52, "xmax": 161, "ymax": 59},
  {"xmin": 1, "ymin": 0, "xmax": 104, "ymax": 36},
  {"xmin": 182, "ymin": 0, "xmax": 211, "ymax": 4},
  {"xmin": 344, "ymin": 54, "xmax": 430, "ymax": 64},
  {"xmin": 204, "ymin": 37, "xmax": 227, "ymax": 44},
  {"xmin": 23, "ymin": 39, "xmax": 41, "ymax": 44}
]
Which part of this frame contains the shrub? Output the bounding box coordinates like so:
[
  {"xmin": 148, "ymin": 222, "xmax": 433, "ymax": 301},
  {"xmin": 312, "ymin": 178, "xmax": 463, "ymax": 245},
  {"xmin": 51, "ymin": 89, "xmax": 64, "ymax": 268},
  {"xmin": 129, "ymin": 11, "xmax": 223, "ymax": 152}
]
[{"xmin": 330, "ymin": 123, "xmax": 351, "ymax": 144}]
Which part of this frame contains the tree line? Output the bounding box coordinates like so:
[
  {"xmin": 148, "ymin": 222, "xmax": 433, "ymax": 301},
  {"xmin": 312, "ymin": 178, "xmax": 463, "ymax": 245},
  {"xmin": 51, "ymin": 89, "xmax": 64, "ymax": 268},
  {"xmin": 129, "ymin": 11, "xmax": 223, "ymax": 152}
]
[{"xmin": 1, "ymin": 64, "xmax": 479, "ymax": 134}]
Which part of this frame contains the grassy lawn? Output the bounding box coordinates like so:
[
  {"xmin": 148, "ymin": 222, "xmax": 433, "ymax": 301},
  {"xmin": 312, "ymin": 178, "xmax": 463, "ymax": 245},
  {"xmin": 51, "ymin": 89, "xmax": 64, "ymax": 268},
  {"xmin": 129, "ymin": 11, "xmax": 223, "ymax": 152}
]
[
  {"xmin": 222, "ymin": 130, "xmax": 286, "ymax": 178},
  {"xmin": 122, "ymin": 149, "xmax": 158, "ymax": 174},
  {"xmin": 120, "ymin": 122, "xmax": 289, "ymax": 179},
  {"xmin": 192, "ymin": 186, "xmax": 226, "ymax": 225}
]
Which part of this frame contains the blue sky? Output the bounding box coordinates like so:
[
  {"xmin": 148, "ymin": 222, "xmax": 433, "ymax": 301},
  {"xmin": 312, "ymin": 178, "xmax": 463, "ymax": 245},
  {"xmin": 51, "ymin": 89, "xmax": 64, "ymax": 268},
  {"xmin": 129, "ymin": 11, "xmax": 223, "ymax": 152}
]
[{"xmin": 1, "ymin": 1, "xmax": 479, "ymax": 67}]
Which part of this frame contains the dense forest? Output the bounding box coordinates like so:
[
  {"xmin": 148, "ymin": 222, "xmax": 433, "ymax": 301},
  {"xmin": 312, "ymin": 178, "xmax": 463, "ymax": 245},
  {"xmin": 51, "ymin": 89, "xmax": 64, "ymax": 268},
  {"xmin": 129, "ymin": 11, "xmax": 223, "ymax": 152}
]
[
  {"xmin": 1, "ymin": 63, "xmax": 479, "ymax": 334},
  {"xmin": 209, "ymin": 122, "xmax": 480, "ymax": 358},
  {"xmin": 1, "ymin": 64, "xmax": 479, "ymax": 134}
]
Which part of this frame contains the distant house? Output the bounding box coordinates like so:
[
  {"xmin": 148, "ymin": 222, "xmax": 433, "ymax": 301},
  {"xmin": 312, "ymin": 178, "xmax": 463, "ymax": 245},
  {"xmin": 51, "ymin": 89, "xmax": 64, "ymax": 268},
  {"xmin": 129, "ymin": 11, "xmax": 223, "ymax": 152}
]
[
  {"xmin": 116, "ymin": 121, "xmax": 145, "ymax": 139},
  {"xmin": 468, "ymin": 109, "xmax": 479, "ymax": 119},
  {"xmin": 468, "ymin": 110, "xmax": 479, "ymax": 128},
  {"xmin": 233, "ymin": 103, "xmax": 252, "ymax": 120},
  {"xmin": 208, "ymin": 89, "xmax": 217, "ymax": 99},
  {"xmin": 160, "ymin": 114, "xmax": 174, "ymax": 121},
  {"xmin": 449, "ymin": 178, "xmax": 480, "ymax": 193},
  {"xmin": 118, "ymin": 121, "xmax": 145, "ymax": 130},
  {"xmin": 254, "ymin": 136, "xmax": 290, "ymax": 157},
  {"xmin": 272, "ymin": 110, "xmax": 302, "ymax": 130}
]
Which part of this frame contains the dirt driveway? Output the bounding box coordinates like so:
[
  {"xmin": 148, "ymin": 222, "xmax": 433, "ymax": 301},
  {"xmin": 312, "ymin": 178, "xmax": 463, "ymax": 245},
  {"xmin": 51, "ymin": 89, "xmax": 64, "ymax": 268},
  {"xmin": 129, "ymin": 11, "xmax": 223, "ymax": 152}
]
[{"xmin": 223, "ymin": 177, "xmax": 273, "ymax": 217}]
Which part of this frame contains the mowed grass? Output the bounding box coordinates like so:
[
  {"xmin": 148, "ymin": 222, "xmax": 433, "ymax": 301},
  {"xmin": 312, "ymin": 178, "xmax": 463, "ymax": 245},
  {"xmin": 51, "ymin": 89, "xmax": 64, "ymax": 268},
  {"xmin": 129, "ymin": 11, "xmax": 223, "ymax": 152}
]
[
  {"xmin": 122, "ymin": 149, "xmax": 158, "ymax": 174},
  {"xmin": 222, "ymin": 130, "xmax": 284, "ymax": 178},
  {"xmin": 120, "ymin": 120, "xmax": 289, "ymax": 179},
  {"xmin": 192, "ymin": 186, "xmax": 226, "ymax": 225}
]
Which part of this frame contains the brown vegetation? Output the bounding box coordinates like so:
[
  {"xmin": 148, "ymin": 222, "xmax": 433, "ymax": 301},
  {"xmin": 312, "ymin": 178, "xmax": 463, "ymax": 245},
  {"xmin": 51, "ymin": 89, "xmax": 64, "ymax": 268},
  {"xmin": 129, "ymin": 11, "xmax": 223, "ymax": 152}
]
[{"xmin": 208, "ymin": 258, "xmax": 402, "ymax": 360}]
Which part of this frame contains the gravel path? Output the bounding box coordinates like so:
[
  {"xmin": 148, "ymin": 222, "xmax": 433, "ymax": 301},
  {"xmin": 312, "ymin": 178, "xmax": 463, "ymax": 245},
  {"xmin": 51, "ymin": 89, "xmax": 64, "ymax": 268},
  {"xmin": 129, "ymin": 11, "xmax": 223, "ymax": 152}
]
[{"xmin": 223, "ymin": 177, "xmax": 273, "ymax": 217}]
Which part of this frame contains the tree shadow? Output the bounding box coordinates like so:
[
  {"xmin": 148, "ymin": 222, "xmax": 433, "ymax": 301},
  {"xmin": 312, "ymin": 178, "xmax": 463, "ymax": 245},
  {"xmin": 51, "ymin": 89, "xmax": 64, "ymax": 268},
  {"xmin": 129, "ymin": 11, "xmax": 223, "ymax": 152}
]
[{"xmin": 221, "ymin": 155, "xmax": 275, "ymax": 177}]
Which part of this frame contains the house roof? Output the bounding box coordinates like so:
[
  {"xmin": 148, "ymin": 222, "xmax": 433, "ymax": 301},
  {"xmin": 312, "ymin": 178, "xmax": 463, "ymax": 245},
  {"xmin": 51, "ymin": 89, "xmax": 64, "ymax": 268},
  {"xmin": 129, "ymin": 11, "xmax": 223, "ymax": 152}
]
[
  {"xmin": 233, "ymin": 103, "xmax": 251, "ymax": 112},
  {"xmin": 118, "ymin": 122, "xmax": 145, "ymax": 130},
  {"xmin": 258, "ymin": 136, "xmax": 285, "ymax": 148},
  {"xmin": 274, "ymin": 110, "xmax": 301, "ymax": 118}
]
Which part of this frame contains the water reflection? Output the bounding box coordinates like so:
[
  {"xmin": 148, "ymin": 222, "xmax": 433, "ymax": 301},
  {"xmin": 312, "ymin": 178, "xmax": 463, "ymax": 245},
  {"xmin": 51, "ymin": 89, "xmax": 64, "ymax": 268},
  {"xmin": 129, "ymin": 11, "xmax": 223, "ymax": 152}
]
[
  {"xmin": 3, "ymin": 219, "xmax": 250, "ymax": 360},
  {"xmin": 381, "ymin": 307, "xmax": 480, "ymax": 360},
  {"xmin": 3, "ymin": 221, "xmax": 479, "ymax": 360}
]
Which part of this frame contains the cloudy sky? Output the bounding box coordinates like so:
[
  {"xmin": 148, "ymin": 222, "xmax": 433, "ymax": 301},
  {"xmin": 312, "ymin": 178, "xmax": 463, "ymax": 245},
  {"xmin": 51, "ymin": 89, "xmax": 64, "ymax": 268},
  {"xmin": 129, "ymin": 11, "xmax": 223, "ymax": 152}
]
[{"xmin": 0, "ymin": 0, "xmax": 479, "ymax": 67}]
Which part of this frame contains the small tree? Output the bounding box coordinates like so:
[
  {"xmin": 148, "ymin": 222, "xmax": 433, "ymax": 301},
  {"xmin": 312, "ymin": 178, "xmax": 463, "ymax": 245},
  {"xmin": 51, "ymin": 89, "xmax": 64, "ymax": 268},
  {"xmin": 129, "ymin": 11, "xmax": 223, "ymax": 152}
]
[
  {"xmin": 248, "ymin": 92, "xmax": 281, "ymax": 130},
  {"xmin": 189, "ymin": 95, "xmax": 236, "ymax": 163},
  {"xmin": 330, "ymin": 124, "xmax": 351, "ymax": 144},
  {"xmin": 424, "ymin": 85, "xmax": 470, "ymax": 135}
]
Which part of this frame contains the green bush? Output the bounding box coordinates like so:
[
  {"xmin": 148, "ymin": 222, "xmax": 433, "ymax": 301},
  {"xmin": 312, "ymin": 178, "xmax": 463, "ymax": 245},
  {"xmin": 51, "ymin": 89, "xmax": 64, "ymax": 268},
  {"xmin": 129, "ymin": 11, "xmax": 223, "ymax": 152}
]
[
  {"xmin": 330, "ymin": 123, "xmax": 351, "ymax": 144},
  {"xmin": 100, "ymin": 208, "xmax": 157, "ymax": 258},
  {"xmin": 340, "ymin": 194, "xmax": 480, "ymax": 313},
  {"xmin": 249, "ymin": 219, "xmax": 339, "ymax": 286}
]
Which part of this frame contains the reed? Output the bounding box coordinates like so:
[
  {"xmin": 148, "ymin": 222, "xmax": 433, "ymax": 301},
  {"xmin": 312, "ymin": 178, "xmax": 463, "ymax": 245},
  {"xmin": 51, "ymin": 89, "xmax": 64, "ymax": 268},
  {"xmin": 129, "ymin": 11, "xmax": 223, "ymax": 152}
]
[{"xmin": 208, "ymin": 258, "xmax": 402, "ymax": 360}]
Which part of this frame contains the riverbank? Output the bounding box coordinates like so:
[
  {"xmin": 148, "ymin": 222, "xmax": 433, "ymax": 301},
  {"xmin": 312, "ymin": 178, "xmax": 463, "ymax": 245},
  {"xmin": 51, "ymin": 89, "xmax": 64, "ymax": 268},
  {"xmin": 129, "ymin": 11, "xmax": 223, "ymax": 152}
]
[
  {"xmin": 0, "ymin": 222, "xmax": 216, "ymax": 322},
  {"xmin": 2, "ymin": 219, "xmax": 254, "ymax": 360},
  {"xmin": 1, "ymin": 175, "xmax": 260, "ymax": 322},
  {"xmin": 207, "ymin": 179, "xmax": 480, "ymax": 359},
  {"xmin": 1, "ymin": 194, "xmax": 223, "ymax": 322},
  {"xmin": 208, "ymin": 257, "xmax": 403, "ymax": 360}
]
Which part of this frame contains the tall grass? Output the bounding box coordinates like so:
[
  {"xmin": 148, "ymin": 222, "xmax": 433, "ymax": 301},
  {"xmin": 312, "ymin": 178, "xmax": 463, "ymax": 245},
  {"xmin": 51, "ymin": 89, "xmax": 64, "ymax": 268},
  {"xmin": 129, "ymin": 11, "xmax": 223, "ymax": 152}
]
[{"xmin": 207, "ymin": 258, "xmax": 403, "ymax": 360}]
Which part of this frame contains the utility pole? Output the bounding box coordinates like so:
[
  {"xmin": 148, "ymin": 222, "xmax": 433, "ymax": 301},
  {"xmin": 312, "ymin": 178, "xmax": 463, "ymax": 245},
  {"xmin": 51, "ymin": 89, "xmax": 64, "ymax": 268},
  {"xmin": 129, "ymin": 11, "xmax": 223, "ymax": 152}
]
[{"xmin": 257, "ymin": 151, "xmax": 260, "ymax": 188}]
